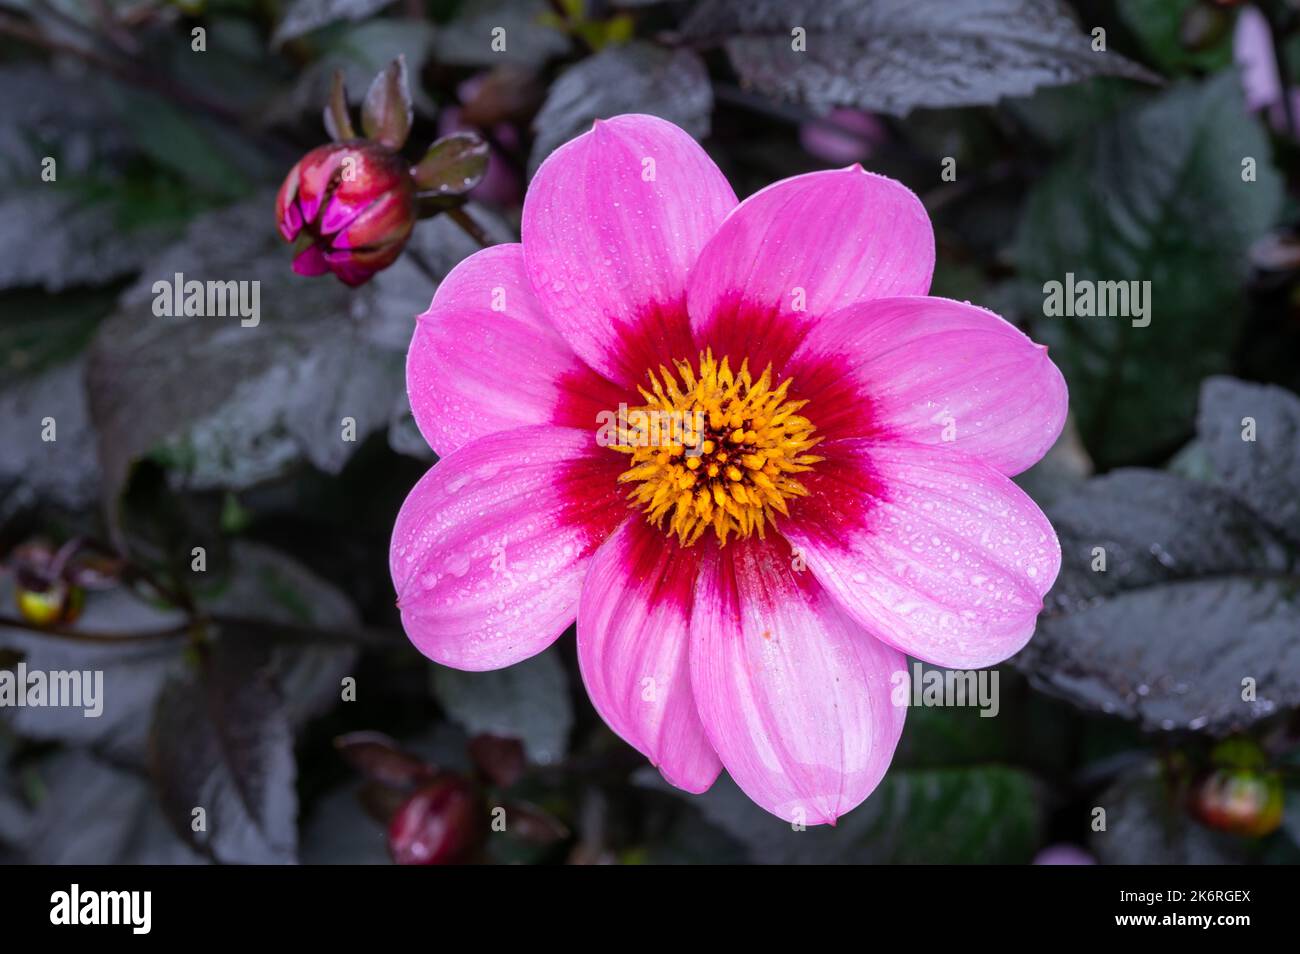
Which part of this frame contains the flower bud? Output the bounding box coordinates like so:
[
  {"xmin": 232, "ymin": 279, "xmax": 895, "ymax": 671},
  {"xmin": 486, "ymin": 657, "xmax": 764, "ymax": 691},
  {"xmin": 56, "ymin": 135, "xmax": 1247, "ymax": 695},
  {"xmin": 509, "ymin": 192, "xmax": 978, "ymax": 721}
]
[
  {"xmin": 275, "ymin": 141, "xmax": 416, "ymax": 287},
  {"xmin": 10, "ymin": 539, "xmax": 86, "ymax": 626},
  {"xmin": 15, "ymin": 578, "xmax": 84, "ymax": 627},
  {"xmin": 1190, "ymin": 768, "xmax": 1284, "ymax": 837},
  {"xmin": 387, "ymin": 776, "xmax": 481, "ymax": 865}
]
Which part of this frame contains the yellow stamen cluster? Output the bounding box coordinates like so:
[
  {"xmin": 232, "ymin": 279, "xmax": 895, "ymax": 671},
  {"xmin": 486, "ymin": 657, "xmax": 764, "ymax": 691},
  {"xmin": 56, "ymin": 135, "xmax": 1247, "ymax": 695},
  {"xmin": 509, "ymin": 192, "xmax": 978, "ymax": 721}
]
[{"xmin": 613, "ymin": 349, "xmax": 821, "ymax": 546}]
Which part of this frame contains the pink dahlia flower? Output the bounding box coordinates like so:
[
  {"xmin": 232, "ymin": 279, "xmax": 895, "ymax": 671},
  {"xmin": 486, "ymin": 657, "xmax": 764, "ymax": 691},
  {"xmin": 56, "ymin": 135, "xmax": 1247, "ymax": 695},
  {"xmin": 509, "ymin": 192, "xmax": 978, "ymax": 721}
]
[{"xmin": 391, "ymin": 115, "xmax": 1066, "ymax": 824}]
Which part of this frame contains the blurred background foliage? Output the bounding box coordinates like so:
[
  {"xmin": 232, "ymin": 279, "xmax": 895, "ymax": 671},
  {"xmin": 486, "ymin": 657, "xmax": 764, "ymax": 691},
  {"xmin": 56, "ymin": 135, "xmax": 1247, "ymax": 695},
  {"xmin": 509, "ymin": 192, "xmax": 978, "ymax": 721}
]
[{"xmin": 1, "ymin": 0, "xmax": 1299, "ymax": 864}]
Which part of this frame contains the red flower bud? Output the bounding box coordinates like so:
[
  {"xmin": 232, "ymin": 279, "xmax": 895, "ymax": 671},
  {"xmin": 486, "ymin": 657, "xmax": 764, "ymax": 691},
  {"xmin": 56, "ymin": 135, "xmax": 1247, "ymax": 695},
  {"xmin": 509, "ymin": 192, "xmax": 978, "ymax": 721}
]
[
  {"xmin": 387, "ymin": 777, "xmax": 481, "ymax": 865},
  {"xmin": 275, "ymin": 141, "xmax": 416, "ymax": 287},
  {"xmin": 1190, "ymin": 768, "xmax": 1284, "ymax": 837}
]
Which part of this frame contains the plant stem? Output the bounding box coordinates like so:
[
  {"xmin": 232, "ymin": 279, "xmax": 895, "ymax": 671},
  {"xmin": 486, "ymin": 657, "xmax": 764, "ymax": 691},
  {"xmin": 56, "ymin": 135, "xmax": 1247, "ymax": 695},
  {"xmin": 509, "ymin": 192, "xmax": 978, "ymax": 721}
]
[
  {"xmin": 0, "ymin": 611, "xmax": 395, "ymax": 649},
  {"xmin": 403, "ymin": 247, "xmax": 441, "ymax": 286},
  {"xmin": 0, "ymin": 614, "xmax": 192, "ymax": 644},
  {"xmin": 447, "ymin": 206, "xmax": 495, "ymax": 247}
]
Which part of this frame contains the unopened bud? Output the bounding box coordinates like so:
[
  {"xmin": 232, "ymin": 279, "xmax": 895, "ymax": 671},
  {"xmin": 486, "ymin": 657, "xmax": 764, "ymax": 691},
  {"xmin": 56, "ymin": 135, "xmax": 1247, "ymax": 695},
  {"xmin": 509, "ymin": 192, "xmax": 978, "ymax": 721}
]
[
  {"xmin": 275, "ymin": 141, "xmax": 416, "ymax": 287},
  {"xmin": 387, "ymin": 777, "xmax": 481, "ymax": 865},
  {"xmin": 1190, "ymin": 768, "xmax": 1283, "ymax": 837}
]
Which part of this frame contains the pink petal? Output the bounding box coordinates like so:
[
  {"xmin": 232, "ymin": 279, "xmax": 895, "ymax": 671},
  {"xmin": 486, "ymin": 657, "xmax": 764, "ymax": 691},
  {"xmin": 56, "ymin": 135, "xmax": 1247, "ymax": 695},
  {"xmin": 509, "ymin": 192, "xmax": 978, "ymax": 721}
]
[
  {"xmin": 318, "ymin": 195, "xmax": 373, "ymax": 237},
  {"xmin": 390, "ymin": 426, "xmax": 627, "ymax": 670},
  {"xmin": 295, "ymin": 146, "xmax": 346, "ymax": 228},
  {"xmin": 687, "ymin": 166, "xmax": 934, "ymax": 374},
  {"xmin": 799, "ymin": 108, "xmax": 888, "ymax": 165},
  {"xmin": 784, "ymin": 440, "xmax": 1060, "ymax": 670},
  {"xmin": 331, "ymin": 189, "xmax": 413, "ymax": 250},
  {"xmin": 1033, "ymin": 845, "xmax": 1096, "ymax": 865},
  {"xmin": 291, "ymin": 244, "xmax": 330, "ymax": 277},
  {"xmin": 322, "ymin": 242, "xmax": 403, "ymax": 286},
  {"xmin": 577, "ymin": 519, "xmax": 721, "ymax": 793},
  {"xmin": 521, "ymin": 114, "xmax": 737, "ymax": 388},
  {"xmin": 787, "ymin": 296, "xmax": 1067, "ymax": 475},
  {"xmin": 690, "ymin": 535, "xmax": 907, "ymax": 825},
  {"xmin": 407, "ymin": 244, "xmax": 625, "ymax": 457},
  {"xmin": 1235, "ymin": 6, "xmax": 1283, "ymax": 112},
  {"xmin": 276, "ymin": 163, "xmax": 303, "ymax": 241},
  {"xmin": 283, "ymin": 201, "xmax": 304, "ymax": 239}
]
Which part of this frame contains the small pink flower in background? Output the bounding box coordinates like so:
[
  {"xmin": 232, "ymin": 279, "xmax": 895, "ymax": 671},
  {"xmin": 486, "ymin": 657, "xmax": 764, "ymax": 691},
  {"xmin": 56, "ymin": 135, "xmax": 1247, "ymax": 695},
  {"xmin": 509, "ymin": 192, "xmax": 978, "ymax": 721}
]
[
  {"xmin": 1032, "ymin": 845, "xmax": 1096, "ymax": 865},
  {"xmin": 391, "ymin": 115, "xmax": 1066, "ymax": 824},
  {"xmin": 276, "ymin": 141, "xmax": 417, "ymax": 287},
  {"xmin": 799, "ymin": 108, "xmax": 889, "ymax": 165},
  {"xmin": 1234, "ymin": 4, "xmax": 1299, "ymax": 133}
]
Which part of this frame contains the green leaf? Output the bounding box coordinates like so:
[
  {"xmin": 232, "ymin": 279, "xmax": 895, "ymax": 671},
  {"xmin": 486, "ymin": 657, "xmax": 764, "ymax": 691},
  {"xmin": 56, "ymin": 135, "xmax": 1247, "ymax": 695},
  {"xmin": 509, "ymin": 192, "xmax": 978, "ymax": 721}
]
[
  {"xmin": 660, "ymin": 766, "xmax": 1043, "ymax": 864},
  {"xmin": 150, "ymin": 633, "xmax": 298, "ymax": 864},
  {"xmin": 83, "ymin": 196, "xmax": 420, "ymax": 506},
  {"xmin": 638, "ymin": 800, "xmax": 750, "ymax": 865},
  {"xmin": 1018, "ymin": 468, "xmax": 1300, "ymax": 733},
  {"xmin": 1017, "ymin": 74, "xmax": 1283, "ymax": 466},
  {"xmin": 0, "ymin": 64, "xmax": 128, "ymax": 183},
  {"xmin": 109, "ymin": 84, "xmax": 268, "ymax": 202},
  {"xmin": 432, "ymin": 0, "xmax": 570, "ymax": 68},
  {"xmin": 1006, "ymin": 77, "xmax": 1137, "ymax": 148},
  {"xmin": 413, "ymin": 132, "xmax": 490, "ymax": 195},
  {"xmin": 0, "ymin": 66, "xmax": 233, "ymax": 293},
  {"xmin": 680, "ymin": 0, "xmax": 1157, "ymax": 116},
  {"xmin": 299, "ymin": 783, "xmax": 392, "ymax": 864},
  {"xmin": 1119, "ymin": 0, "xmax": 1235, "ymax": 75},
  {"xmin": 360, "ymin": 55, "xmax": 412, "ymax": 150},
  {"xmin": 10, "ymin": 750, "xmax": 204, "ymax": 864},
  {"xmin": 272, "ymin": 0, "xmax": 399, "ymax": 47},
  {"xmin": 891, "ymin": 667, "xmax": 1074, "ymax": 774},
  {"xmin": 0, "ymin": 290, "xmax": 116, "ymax": 523},
  {"xmin": 431, "ymin": 646, "xmax": 572, "ymax": 764},
  {"xmin": 529, "ymin": 42, "xmax": 713, "ymax": 174},
  {"xmin": 323, "ymin": 70, "xmax": 357, "ymax": 142},
  {"xmin": 1091, "ymin": 763, "xmax": 1250, "ymax": 864},
  {"xmin": 1197, "ymin": 377, "xmax": 1300, "ymax": 544},
  {"xmin": 198, "ymin": 543, "xmax": 361, "ymax": 729},
  {"xmin": 0, "ymin": 189, "xmax": 191, "ymax": 293}
]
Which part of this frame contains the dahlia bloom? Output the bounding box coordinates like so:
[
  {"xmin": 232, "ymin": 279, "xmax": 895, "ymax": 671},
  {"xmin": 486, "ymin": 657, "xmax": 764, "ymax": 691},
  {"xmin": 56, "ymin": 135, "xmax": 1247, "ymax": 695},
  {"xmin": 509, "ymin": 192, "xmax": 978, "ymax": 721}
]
[
  {"xmin": 276, "ymin": 141, "xmax": 416, "ymax": 287},
  {"xmin": 391, "ymin": 114, "xmax": 1066, "ymax": 824}
]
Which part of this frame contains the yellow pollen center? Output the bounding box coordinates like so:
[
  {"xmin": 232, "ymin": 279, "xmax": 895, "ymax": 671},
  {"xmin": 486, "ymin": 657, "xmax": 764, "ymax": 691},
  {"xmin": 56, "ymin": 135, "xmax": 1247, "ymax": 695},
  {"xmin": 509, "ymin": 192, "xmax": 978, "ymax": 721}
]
[{"xmin": 613, "ymin": 349, "xmax": 822, "ymax": 546}]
